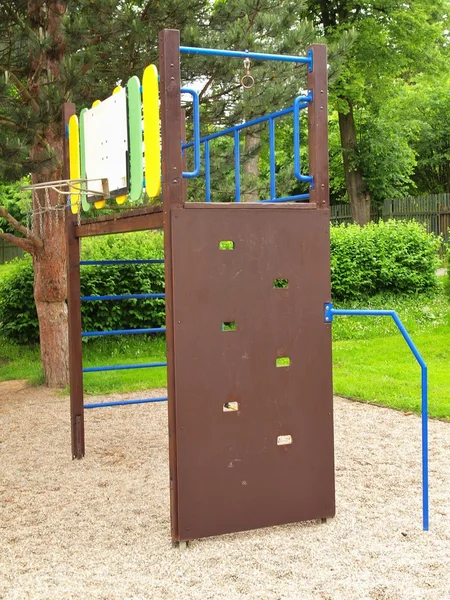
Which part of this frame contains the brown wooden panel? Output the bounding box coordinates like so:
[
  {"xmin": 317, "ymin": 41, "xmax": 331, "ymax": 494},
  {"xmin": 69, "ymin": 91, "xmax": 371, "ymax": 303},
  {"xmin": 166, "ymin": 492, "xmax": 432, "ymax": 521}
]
[
  {"xmin": 74, "ymin": 207, "xmax": 163, "ymax": 237},
  {"xmin": 170, "ymin": 205, "xmax": 334, "ymax": 541}
]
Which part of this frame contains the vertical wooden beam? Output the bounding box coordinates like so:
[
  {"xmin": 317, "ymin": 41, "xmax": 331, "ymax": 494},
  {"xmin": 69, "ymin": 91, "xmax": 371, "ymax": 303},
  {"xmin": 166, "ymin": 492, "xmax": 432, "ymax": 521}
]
[
  {"xmin": 63, "ymin": 102, "xmax": 85, "ymax": 460},
  {"xmin": 307, "ymin": 45, "xmax": 329, "ymax": 209},
  {"xmin": 159, "ymin": 28, "xmax": 183, "ymax": 541}
]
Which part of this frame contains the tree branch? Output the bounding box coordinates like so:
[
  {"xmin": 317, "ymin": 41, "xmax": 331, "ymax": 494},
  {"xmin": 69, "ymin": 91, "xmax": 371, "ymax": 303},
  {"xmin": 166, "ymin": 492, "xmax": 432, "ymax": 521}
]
[
  {"xmin": 0, "ymin": 206, "xmax": 43, "ymax": 248},
  {"xmin": 0, "ymin": 67, "xmax": 40, "ymax": 113},
  {"xmin": 0, "ymin": 232, "xmax": 36, "ymax": 254}
]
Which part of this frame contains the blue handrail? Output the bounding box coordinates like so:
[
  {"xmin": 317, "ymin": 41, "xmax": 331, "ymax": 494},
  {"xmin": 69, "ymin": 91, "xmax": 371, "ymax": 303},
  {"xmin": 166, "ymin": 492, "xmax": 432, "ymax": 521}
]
[
  {"xmin": 181, "ymin": 87, "xmax": 200, "ymax": 178},
  {"xmin": 294, "ymin": 93, "xmax": 314, "ymax": 185},
  {"xmin": 325, "ymin": 304, "xmax": 429, "ymax": 532}
]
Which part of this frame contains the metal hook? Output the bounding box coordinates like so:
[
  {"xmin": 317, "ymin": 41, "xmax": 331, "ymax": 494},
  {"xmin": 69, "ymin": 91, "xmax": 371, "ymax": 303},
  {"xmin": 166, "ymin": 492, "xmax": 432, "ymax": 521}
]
[{"xmin": 241, "ymin": 57, "xmax": 254, "ymax": 89}]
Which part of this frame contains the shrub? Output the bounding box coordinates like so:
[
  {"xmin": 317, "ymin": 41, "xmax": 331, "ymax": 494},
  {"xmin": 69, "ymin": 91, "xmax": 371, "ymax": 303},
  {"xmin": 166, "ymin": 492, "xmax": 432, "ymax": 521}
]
[
  {"xmin": 0, "ymin": 231, "xmax": 165, "ymax": 344},
  {"xmin": 80, "ymin": 231, "xmax": 165, "ymax": 336},
  {"xmin": 330, "ymin": 220, "xmax": 441, "ymax": 300},
  {"xmin": 0, "ymin": 222, "xmax": 442, "ymax": 344},
  {"xmin": 0, "ymin": 256, "xmax": 38, "ymax": 344}
]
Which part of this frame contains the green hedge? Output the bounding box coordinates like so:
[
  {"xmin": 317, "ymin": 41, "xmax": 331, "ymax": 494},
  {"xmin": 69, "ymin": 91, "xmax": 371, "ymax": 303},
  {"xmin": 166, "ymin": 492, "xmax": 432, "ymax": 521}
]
[
  {"xmin": 0, "ymin": 231, "xmax": 164, "ymax": 345},
  {"xmin": 330, "ymin": 220, "xmax": 440, "ymax": 300},
  {"xmin": 0, "ymin": 222, "xmax": 441, "ymax": 344}
]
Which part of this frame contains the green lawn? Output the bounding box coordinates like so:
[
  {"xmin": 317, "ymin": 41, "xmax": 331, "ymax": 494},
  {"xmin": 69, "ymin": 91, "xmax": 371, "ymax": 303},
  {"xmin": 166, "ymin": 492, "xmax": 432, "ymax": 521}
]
[{"xmin": 0, "ymin": 287, "xmax": 449, "ymax": 419}]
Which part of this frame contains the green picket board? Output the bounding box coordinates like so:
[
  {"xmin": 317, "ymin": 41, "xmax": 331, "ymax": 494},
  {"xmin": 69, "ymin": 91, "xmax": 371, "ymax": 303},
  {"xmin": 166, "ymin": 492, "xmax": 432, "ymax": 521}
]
[{"xmin": 127, "ymin": 76, "xmax": 143, "ymax": 202}]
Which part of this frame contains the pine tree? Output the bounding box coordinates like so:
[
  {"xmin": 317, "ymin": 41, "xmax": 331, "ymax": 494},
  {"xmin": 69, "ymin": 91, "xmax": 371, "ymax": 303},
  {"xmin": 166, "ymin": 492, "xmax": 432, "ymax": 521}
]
[{"xmin": 0, "ymin": 0, "xmax": 207, "ymax": 386}]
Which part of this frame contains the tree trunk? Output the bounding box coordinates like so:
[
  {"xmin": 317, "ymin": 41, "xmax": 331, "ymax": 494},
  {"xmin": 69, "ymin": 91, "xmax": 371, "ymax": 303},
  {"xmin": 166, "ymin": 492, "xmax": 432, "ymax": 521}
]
[
  {"xmin": 338, "ymin": 106, "xmax": 371, "ymax": 225},
  {"xmin": 28, "ymin": 0, "xmax": 69, "ymax": 387},
  {"xmin": 242, "ymin": 129, "xmax": 260, "ymax": 202},
  {"xmin": 32, "ymin": 142, "xmax": 69, "ymax": 388}
]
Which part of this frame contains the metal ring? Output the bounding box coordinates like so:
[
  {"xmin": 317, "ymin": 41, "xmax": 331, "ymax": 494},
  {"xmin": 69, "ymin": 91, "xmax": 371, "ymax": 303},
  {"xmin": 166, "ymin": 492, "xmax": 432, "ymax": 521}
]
[{"xmin": 240, "ymin": 74, "xmax": 254, "ymax": 89}]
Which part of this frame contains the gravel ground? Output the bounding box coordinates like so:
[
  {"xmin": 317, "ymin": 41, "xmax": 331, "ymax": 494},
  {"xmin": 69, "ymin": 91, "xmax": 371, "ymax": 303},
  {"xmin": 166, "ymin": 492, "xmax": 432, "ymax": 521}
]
[{"xmin": 1, "ymin": 381, "xmax": 449, "ymax": 600}]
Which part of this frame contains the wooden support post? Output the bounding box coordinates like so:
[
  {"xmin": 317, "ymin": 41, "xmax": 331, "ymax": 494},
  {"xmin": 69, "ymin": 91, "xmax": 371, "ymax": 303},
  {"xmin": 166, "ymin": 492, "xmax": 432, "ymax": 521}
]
[
  {"xmin": 63, "ymin": 102, "xmax": 85, "ymax": 460},
  {"xmin": 159, "ymin": 28, "xmax": 183, "ymax": 542},
  {"xmin": 307, "ymin": 45, "xmax": 329, "ymax": 209}
]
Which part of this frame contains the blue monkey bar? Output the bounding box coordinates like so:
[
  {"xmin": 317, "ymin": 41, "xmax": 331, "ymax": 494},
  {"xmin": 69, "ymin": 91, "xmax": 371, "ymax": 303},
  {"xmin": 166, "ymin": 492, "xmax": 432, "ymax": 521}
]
[
  {"xmin": 324, "ymin": 303, "xmax": 429, "ymax": 532},
  {"xmin": 180, "ymin": 46, "xmax": 313, "ymax": 70}
]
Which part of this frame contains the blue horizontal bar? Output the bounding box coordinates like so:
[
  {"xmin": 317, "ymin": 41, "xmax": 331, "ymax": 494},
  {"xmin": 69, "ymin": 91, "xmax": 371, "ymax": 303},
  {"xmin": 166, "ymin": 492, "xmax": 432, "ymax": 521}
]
[
  {"xmin": 180, "ymin": 46, "xmax": 312, "ymax": 66},
  {"xmin": 82, "ymin": 327, "xmax": 166, "ymax": 338},
  {"xmin": 81, "ymin": 293, "xmax": 165, "ymax": 301},
  {"xmin": 84, "ymin": 396, "xmax": 168, "ymax": 409},
  {"xmin": 183, "ymin": 104, "xmax": 308, "ymax": 149},
  {"xmin": 83, "ymin": 362, "xmax": 167, "ymax": 373},
  {"xmin": 80, "ymin": 259, "xmax": 164, "ymax": 265},
  {"xmin": 259, "ymin": 194, "xmax": 310, "ymax": 203}
]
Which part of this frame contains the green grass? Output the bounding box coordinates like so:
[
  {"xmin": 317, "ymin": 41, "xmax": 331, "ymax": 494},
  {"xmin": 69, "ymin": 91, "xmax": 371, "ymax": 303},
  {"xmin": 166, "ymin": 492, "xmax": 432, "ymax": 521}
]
[
  {"xmin": 0, "ymin": 288, "xmax": 449, "ymax": 419},
  {"xmin": 332, "ymin": 288, "xmax": 450, "ymax": 419}
]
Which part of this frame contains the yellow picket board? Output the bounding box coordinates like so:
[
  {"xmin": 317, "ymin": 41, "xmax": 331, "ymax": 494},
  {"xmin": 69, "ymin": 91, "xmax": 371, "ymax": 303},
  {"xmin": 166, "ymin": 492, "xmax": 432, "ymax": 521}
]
[
  {"xmin": 69, "ymin": 115, "xmax": 81, "ymax": 214},
  {"xmin": 91, "ymin": 100, "xmax": 106, "ymax": 209},
  {"xmin": 143, "ymin": 65, "xmax": 161, "ymax": 198}
]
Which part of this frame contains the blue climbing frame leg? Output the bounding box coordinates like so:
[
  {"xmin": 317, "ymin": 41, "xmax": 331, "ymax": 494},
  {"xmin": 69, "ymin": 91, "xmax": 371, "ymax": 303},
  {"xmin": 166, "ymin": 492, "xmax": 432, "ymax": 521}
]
[{"xmin": 324, "ymin": 303, "xmax": 429, "ymax": 532}]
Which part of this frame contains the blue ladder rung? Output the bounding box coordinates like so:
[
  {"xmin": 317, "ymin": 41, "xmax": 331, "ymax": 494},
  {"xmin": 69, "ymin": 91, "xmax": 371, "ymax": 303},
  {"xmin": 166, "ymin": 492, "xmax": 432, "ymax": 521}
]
[
  {"xmin": 81, "ymin": 293, "xmax": 165, "ymax": 301},
  {"xmin": 81, "ymin": 327, "xmax": 166, "ymax": 338},
  {"xmin": 84, "ymin": 396, "xmax": 168, "ymax": 409},
  {"xmin": 83, "ymin": 362, "xmax": 167, "ymax": 373}
]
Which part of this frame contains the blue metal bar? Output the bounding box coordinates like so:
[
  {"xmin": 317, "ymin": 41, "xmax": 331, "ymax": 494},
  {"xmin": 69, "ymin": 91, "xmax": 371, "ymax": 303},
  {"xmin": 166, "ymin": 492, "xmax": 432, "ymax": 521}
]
[
  {"xmin": 324, "ymin": 304, "xmax": 429, "ymax": 532},
  {"xmin": 181, "ymin": 87, "xmax": 200, "ymax": 178},
  {"xmin": 82, "ymin": 327, "xmax": 166, "ymax": 338},
  {"xmin": 234, "ymin": 129, "xmax": 240, "ymax": 202},
  {"xmin": 260, "ymin": 193, "xmax": 310, "ymax": 203},
  {"xmin": 269, "ymin": 117, "xmax": 276, "ymax": 201},
  {"xmin": 81, "ymin": 293, "xmax": 165, "ymax": 302},
  {"xmin": 180, "ymin": 46, "xmax": 312, "ymax": 67},
  {"xmin": 83, "ymin": 362, "xmax": 167, "ymax": 373},
  {"xmin": 84, "ymin": 396, "xmax": 168, "ymax": 409},
  {"xmin": 182, "ymin": 104, "xmax": 308, "ymax": 149},
  {"xmin": 294, "ymin": 94, "xmax": 314, "ymax": 185},
  {"xmin": 80, "ymin": 259, "xmax": 164, "ymax": 266},
  {"xmin": 205, "ymin": 140, "xmax": 211, "ymax": 202}
]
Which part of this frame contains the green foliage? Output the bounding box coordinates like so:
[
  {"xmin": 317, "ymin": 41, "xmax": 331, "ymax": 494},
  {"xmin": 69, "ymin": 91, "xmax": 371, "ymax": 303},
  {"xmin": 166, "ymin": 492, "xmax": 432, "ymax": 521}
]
[
  {"xmin": 80, "ymin": 231, "xmax": 165, "ymax": 337},
  {"xmin": 0, "ymin": 231, "xmax": 165, "ymax": 344},
  {"xmin": 330, "ymin": 220, "xmax": 440, "ymax": 300},
  {"xmin": 0, "ymin": 256, "xmax": 38, "ymax": 344}
]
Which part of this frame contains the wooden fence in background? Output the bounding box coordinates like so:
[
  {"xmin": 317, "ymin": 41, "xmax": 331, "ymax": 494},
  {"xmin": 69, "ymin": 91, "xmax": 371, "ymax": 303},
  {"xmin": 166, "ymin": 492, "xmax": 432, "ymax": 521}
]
[
  {"xmin": 331, "ymin": 193, "xmax": 450, "ymax": 242},
  {"xmin": 0, "ymin": 240, "xmax": 24, "ymax": 264}
]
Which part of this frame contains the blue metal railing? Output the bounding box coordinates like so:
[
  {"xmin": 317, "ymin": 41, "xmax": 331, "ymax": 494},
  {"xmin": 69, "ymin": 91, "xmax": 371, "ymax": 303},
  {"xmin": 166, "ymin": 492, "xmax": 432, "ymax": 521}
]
[
  {"xmin": 325, "ymin": 303, "xmax": 429, "ymax": 532},
  {"xmin": 182, "ymin": 99, "xmax": 312, "ymax": 203}
]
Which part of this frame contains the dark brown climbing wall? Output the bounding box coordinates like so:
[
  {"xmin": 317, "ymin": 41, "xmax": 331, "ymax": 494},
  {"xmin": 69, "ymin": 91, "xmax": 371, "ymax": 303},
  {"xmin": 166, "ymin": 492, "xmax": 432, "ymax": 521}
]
[{"xmin": 168, "ymin": 203, "xmax": 335, "ymax": 541}]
